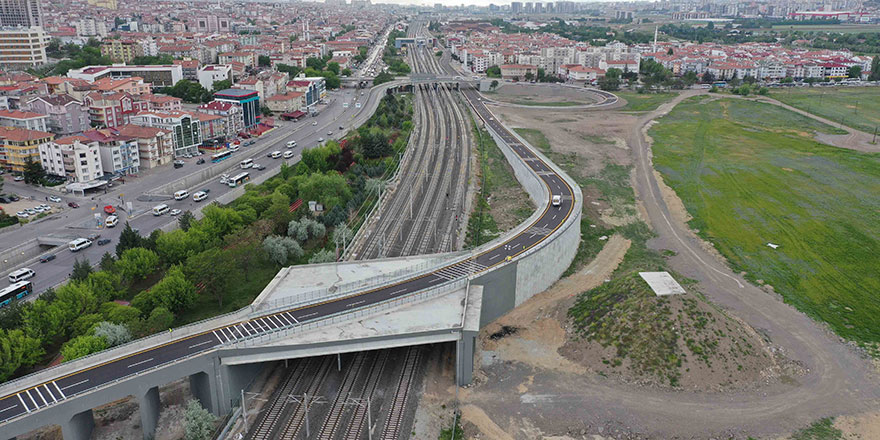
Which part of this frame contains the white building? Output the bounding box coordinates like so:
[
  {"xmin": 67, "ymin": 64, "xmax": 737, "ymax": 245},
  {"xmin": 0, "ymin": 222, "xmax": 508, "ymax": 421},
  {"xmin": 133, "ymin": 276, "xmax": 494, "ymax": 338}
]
[
  {"xmin": 129, "ymin": 110, "xmax": 201, "ymax": 157},
  {"xmin": 197, "ymin": 64, "xmax": 232, "ymax": 90},
  {"xmin": 0, "ymin": 25, "xmax": 48, "ymax": 70},
  {"xmin": 75, "ymin": 18, "xmax": 107, "ymax": 37},
  {"xmin": 38, "ymin": 135, "xmax": 104, "ymax": 183}
]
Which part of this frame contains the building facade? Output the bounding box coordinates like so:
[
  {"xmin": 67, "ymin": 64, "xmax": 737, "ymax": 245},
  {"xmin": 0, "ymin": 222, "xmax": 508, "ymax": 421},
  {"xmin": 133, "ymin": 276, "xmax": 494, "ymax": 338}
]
[
  {"xmin": 22, "ymin": 95, "xmax": 90, "ymax": 136},
  {"xmin": 214, "ymin": 88, "xmax": 259, "ymax": 130},
  {"xmin": 0, "ymin": 126, "xmax": 52, "ymax": 172},
  {"xmin": 0, "ymin": 0, "xmax": 41, "ymax": 27},
  {"xmin": 129, "ymin": 110, "xmax": 201, "ymax": 157},
  {"xmin": 0, "ymin": 26, "xmax": 48, "ymax": 70},
  {"xmin": 39, "ymin": 135, "xmax": 103, "ymax": 183},
  {"xmin": 115, "ymin": 124, "xmax": 172, "ymax": 169}
]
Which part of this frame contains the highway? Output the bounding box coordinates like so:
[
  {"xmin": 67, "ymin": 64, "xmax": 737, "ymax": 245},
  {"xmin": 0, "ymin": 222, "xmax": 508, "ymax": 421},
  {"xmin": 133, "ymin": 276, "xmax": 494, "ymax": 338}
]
[{"xmin": 0, "ymin": 50, "xmax": 577, "ymax": 436}]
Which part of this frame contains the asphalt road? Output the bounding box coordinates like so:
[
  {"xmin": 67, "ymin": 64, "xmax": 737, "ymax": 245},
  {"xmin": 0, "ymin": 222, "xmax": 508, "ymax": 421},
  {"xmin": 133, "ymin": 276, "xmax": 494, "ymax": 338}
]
[
  {"xmin": 0, "ymin": 86, "xmax": 387, "ymax": 297},
  {"xmin": 0, "ymin": 81, "xmax": 578, "ymax": 427}
]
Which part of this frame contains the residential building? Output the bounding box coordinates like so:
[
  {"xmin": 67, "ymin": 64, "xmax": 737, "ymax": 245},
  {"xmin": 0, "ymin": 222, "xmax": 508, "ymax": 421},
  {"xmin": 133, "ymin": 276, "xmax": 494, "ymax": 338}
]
[
  {"xmin": 214, "ymin": 88, "xmax": 259, "ymax": 129},
  {"xmin": 82, "ymin": 128, "xmax": 140, "ymax": 175},
  {"xmin": 115, "ymin": 124, "xmax": 172, "ymax": 168},
  {"xmin": 197, "ymin": 100, "xmax": 242, "ymax": 138},
  {"xmin": 92, "ymin": 76, "xmax": 151, "ymax": 95},
  {"xmin": 129, "ymin": 110, "xmax": 201, "ymax": 157},
  {"xmin": 87, "ymin": 0, "xmax": 117, "ymax": 9},
  {"xmin": 197, "ymin": 64, "xmax": 232, "ymax": 90},
  {"xmin": 0, "ymin": 109, "xmax": 46, "ymax": 131},
  {"xmin": 218, "ymin": 51, "xmax": 256, "ymax": 69},
  {"xmin": 22, "ymin": 95, "xmax": 89, "ymax": 136},
  {"xmin": 173, "ymin": 59, "xmax": 199, "ymax": 81},
  {"xmin": 285, "ymin": 78, "xmax": 324, "ymax": 108},
  {"xmin": 265, "ymin": 91, "xmax": 305, "ymax": 113},
  {"xmin": 75, "ymin": 19, "xmax": 107, "ymax": 38},
  {"xmin": 38, "ymin": 135, "xmax": 103, "ymax": 183},
  {"xmin": 84, "ymin": 92, "xmax": 151, "ymax": 128},
  {"xmin": 0, "ymin": 0, "xmax": 41, "ymax": 27},
  {"xmin": 67, "ymin": 64, "xmax": 183, "ymax": 88},
  {"xmin": 0, "ymin": 126, "xmax": 53, "ymax": 172},
  {"xmin": 0, "ymin": 26, "xmax": 48, "ymax": 70},
  {"xmin": 100, "ymin": 39, "xmax": 144, "ymax": 63},
  {"xmin": 139, "ymin": 94, "xmax": 181, "ymax": 112},
  {"xmin": 499, "ymin": 64, "xmax": 538, "ymax": 80}
]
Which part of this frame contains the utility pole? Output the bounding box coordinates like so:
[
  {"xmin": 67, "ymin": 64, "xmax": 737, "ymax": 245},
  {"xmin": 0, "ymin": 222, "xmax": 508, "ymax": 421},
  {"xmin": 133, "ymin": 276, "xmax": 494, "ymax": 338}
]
[
  {"xmin": 343, "ymin": 397, "xmax": 373, "ymax": 440},
  {"xmin": 287, "ymin": 393, "xmax": 326, "ymax": 438},
  {"xmin": 240, "ymin": 390, "xmax": 267, "ymax": 434}
]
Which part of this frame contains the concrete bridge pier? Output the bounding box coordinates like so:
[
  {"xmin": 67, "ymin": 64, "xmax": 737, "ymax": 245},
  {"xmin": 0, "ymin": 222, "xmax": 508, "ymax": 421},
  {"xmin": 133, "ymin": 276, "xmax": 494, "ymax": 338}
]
[
  {"xmin": 456, "ymin": 329, "xmax": 477, "ymax": 386},
  {"xmin": 189, "ymin": 371, "xmax": 218, "ymax": 415},
  {"xmin": 138, "ymin": 386, "xmax": 160, "ymax": 440},
  {"xmin": 60, "ymin": 409, "xmax": 94, "ymax": 440}
]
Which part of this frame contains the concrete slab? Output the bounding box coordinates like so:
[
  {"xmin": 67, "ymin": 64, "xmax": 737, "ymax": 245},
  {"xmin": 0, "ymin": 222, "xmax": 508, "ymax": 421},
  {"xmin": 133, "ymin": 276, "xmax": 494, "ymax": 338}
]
[
  {"xmin": 638, "ymin": 271, "xmax": 686, "ymax": 296},
  {"xmin": 252, "ymin": 251, "xmax": 466, "ymax": 310}
]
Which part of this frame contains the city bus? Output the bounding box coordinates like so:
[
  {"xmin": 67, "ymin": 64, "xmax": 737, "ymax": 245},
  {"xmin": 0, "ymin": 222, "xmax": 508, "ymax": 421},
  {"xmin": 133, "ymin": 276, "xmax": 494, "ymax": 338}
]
[
  {"xmin": 0, "ymin": 280, "xmax": 34, "ymax": 308},
  {"xmin": 212, "ymin": 150, "xmax": 233, "ymax": 163},
  {"xmin": 227, "ymin": 172, "xmax": 250, "ymax": 188}
]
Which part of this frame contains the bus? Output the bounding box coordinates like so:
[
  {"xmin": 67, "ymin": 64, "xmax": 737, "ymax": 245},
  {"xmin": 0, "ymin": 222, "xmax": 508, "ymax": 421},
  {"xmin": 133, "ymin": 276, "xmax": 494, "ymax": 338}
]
[
  {"xmin": 212, "ymin": 150, "xmax": 233, "ymax": 163},
  {"xmin": 227, "ymin": 172, "xmax": 250, "ymax": 188},
  {"xmin": 0, "ymin": 280, "xmax": 34, "ymax": 308}
]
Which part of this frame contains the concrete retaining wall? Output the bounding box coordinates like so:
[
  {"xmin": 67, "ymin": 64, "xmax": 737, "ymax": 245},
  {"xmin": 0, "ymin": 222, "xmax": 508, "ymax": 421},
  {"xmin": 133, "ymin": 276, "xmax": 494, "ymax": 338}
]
[{"xmin": 0, "ymin": 238, "xmax": 46, "ymax": 275}]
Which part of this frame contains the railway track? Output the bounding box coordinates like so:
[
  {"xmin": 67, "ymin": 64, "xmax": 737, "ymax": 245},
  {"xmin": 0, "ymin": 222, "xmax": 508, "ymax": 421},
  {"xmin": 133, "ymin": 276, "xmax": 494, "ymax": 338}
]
[
  {"xmin": 343, "ymin": 350, "xmax": 390, "ymax": 440},
  {"xmin": 246, "ymin": 359, "xmax": 311, "ymax": 440},
  {"xmin": 317, "ymin": 352, "xmax": 369, "ymax": 440},
  {"xmin": 276, "ymin": 356, "xmax": 334, "ymax": 440},
  {"xmin": 379, "ymin": 347, "xmax": 422, "ymax": 440}
]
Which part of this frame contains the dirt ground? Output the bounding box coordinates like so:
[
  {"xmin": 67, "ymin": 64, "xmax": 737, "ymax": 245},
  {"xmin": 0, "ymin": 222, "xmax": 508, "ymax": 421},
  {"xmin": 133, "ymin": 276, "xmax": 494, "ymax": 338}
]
[{"xmin": 486, "ymin": 83, "xmax": 601, "ymax": 106}]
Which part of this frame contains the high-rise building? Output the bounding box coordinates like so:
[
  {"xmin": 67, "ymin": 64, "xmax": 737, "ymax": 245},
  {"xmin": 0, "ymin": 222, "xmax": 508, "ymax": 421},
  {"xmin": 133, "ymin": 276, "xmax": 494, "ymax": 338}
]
[
  {"xmin": 87, "ymin": 0, "xmax": 117, "ymax": 9},
  {"xmin": 0, "ymin": 0, "xmax": 41, "ymax": 27},
  {"xmin": 0, "ymin": 26, "xmax": 49, "ymax": 70},
  {"xmin": 511, "ymin": 1, "xmax": 522, "ymax": 14}
]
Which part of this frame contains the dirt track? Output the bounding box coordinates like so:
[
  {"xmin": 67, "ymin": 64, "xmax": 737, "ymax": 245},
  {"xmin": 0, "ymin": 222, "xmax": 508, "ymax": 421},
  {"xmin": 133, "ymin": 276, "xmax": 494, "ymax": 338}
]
[{"xmin": 447, "ymin": 89, "xmax": 880, "ymax": 439}]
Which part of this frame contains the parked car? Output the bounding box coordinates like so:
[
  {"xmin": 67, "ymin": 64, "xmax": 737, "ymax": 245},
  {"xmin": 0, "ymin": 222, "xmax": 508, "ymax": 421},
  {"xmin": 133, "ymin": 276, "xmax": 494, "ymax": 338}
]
[
  {"xmin": 38, "ymin": 204, "xmax": 49, "ymax": 210},
  {"xmin": 97, "ymin": 238, "xmax": 112, "ymax": 246},
  {"xmin": 87, "ymin": 233, "xmax": 101, "ymax": 241},
  {"xmin": 68, "ymin": 202, "xmax": 79, "ymax": 208},
  {"xmin": 39, "ymin": 254, "xmax": 56, "ymax": 263},
  {"xmin": 48, "ymin": 196, "xmax": 62, "ymax": 203},
  {"xmin": 173, "ymin": 160, "xmax": 185, "ymax": 168},
  {"xmin": 312, "ymin": 121, "xmax": 318, "ymax": 126},
  {"xmin": 16, "ymin": 211, "xmax": 27, "ymax": 219},
  {"xmin": 13, "ymin": 175, "xmax": 23, "ymax": 181},
  {"xmin": 327, "ymin": 131, "xmax": 333, "ymax": 136},
  {"xmin": 103, "ymin": 205, "xmax": 115, "ymax": 214}
]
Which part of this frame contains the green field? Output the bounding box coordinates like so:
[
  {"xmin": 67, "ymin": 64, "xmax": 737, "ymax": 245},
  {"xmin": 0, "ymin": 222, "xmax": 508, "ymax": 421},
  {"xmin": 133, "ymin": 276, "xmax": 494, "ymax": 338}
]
[
  {"xmin": 771, "ymin": 87, "xmax": 880, "ymax": 134},
  {"xmin": 650, "ymin": 96, "xmax": 880, "ymax": 346},
  {"xmin": 769, "ymin": 24, "xmax": 880, "ymax": 33},
  {"xmin": 616, "ymin": 91, "xmax": 678, "ymax": 112}
]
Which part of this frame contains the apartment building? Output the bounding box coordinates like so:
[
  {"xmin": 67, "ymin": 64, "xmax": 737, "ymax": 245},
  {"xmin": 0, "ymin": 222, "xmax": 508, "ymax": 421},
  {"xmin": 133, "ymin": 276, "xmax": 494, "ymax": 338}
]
[
  {"xmin": 0, "ymin": 108, "xmax": 46, "ymax": 131},
  {"xmin": 219, "ymin": 51, "xmax": 256, "ymax": 69},
  {"xmin": 82, "ymin": 128, "xmax": 140, "ymax": 175},
  {"xmin": 0, "ymin": 26, "xmax": 48, "ymax": 70},
  {"xmin": 22, "ymin": 95, "xmax": 90, "ymax": 136},
  {"xmin": 38, "ymin": 135, "xmax": 103, "ymax": 183},
  {"xmin": 197, "ymin": 64, "xmax": 233, "ymax": 90},
  {"xmin": 0, "ymin": 126, "xmax": 53, "ymax": 172},
  {"xmin": 67, "ymin": 64, "xmax": 183, "ymax": 88},
  {"xmin": 500, "ymin": 64, "xmax": 538, "ymax": 80},
  {"xmin": 84, "ymin": 92, "xmax": 151, "ymax": 128},
  {"xmin": 0, "ymin": 0, "xmax": 42, "ymax": 27},
  {"xmin": 100, "ymin": 39, "xmax": 144, "ymax": 63},
  {"xmin": 129, "ymin": 110, "xmax": 201, "ymax": 157},
  {"xmin": 197, "ymin": 100, "xmax": 242, "ymax": 138},
  {"xmin": 115, "ymin": 124, "xmax": 172, "ymax": 168}
]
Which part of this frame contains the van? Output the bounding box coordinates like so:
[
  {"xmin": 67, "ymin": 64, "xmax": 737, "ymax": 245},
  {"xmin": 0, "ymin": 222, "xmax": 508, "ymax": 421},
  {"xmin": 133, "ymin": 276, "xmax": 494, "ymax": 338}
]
[
  {"xmin": 105, "ymin": 215, "xmax": 118, "ymax": 228},
  {"xmin": 152, "ymin": 204, "xmax": 170, "ymax": 216},
  {"xmin": 174, "ymin": 190, "xmax": 189, "ymax": 200},
  {"xmin": 240, "ymin": 159, "xmax": 253, "ymax": 169},
  {"xmin": 68, "ymin": 238, "xmax": 92, "ymax": 252},
  {"xmin": 193, "ymin": 191, "xmax": 208, "ymax": 202},
  {"xmin": 271, "ymin": 151, "xmax": 282, "ymax": 159},
  {"xmin": 8, "ymin": 268, "xmax": 35, "ymax": 283}
]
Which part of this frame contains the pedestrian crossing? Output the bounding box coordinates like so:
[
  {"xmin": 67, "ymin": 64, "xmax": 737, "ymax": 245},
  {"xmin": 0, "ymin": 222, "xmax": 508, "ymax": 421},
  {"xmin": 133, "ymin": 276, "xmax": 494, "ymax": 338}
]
[
  {"xmin": 211, "ymin": 311, "xmax": 300, "ymax": 345},
  {"xmin": 526, "ymin": 226, "xmax": 555, "ymax": 236},
  {"xmin": 433, "ymin": 260, "xmax": 487, "ymax": 280},
  {"xmin": 9, "ymin": 381, "xmax": 67, "ymax": 414}
]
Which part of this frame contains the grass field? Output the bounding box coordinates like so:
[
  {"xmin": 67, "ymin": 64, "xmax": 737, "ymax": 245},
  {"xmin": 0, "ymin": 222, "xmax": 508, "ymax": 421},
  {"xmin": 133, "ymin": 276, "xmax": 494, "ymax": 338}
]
[
  {"xmin": 771, "ymin": 87, "xmax": 880, "ymax": 134},
  {"xmin": 650, "ymin": 96, "xmax": 880, "ymax": 346},
  {"xmin": 768, "ymin": 24, "xmax": 880, "ymax": 33},
  {"xmin": 616, "ymin": 91, "xmax": 678, "ymax": 112}
]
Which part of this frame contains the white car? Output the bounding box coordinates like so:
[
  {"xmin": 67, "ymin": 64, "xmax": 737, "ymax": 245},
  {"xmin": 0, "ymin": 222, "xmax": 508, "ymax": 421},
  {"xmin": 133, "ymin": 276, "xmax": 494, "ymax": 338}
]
[
  {"xmin": 312, "ymin": 121, "xmax": 318, "ymax": 126},
  {"xmin": 355, "ymin": 103, "xmax": 362, "ymax": 108},
  {"xmin": 283, "ymin": 151, "xmax": 294, "ymax": 159},
  {"xmin": 327, "ymin": 131, "xmax": 333, "ymax": 136},
  {"xmin": 170, "ymin": 209, "xmax": 182, "ymax": 216},
  {"xmin": 16, "ymin": 211, "xmax": 28, "ymax": 219},
  {"xmin": 48, "ymin": 196, "xmax": 62, "ymax": 203},
  {"xmin": 38, "ymin": 204, "xmax": 49, "ymax": 210},
  {"xmin": 318, "ymin": 137, "xmax": 324, "ymax": 142},
  {"xmin": 219, "ymin": 174, "xmax": 229, "ymax": 184},
  {"xmin": 286, "ymin": 141, "xmax": 297, "ymax": 149},
  {"xmin": 193, "ymin": 191, "xmax": 208, "ymax": 202}
]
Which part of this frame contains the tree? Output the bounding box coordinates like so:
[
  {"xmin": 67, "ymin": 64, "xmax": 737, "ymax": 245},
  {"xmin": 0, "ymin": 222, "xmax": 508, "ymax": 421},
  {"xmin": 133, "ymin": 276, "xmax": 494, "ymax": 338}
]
[
  {"xmin": 490, "ymin": 80, "xmax": 499, "ymax": 90},
  {"xmin": 258, "ymin": 55, "xmax": 271, "ymax": 67},
  {"xmin": 184, "ymin": 399, "xmax": 217, "ymax": 440},
  {"xmin": 667, "ymin": 47, "xmax": 674, "ymax": 55},
  {"xmin": 262, "ymin": 235, "xmax": 303, "ymax": 266},
  {"xmin": 61, "ymin": 334, "xmax": 107, "ymax": 362},
  {"xmin": 261, "ymin": 105, "xmax": 272, "ymax": 116},
  {"xmin": 373, "ymin": 71, "xmax": 394, "ymax": 85},
  {"xmin": 524, "ymin": 71, "xmax": 534, "ymax": 82},
  {"xmin": 99, "ymin": 252, "xmax": 116, "ymax": 272},
  {"xmin": 22, "ymin": 157, "xmax": 44, "ymax": 185},
  {"xmin": 870, "ymin": 57, "xmax": 880, "ymax": 81},
  {"xmin": 486, "ymin": 65, "xmax": 501, "ymax": 78},
  {"xmin": 848, "ymin": 65, "xmax": 862, "ymax": 78},
  {"xmin": 341, "ymin": 68, "xmax": 352, "ymax": 76},
  {"xmin": 682, "ymin": 71, "xmax": 698, "ymax": 87},
  {"xmin": 23, "ymin": 299, "xmax": 67, "ymax": 344},
  {"xmin": 597, "ymin": 76, "xmax": 620, "ymax": 91},
  {"xmin": 135, "ymin": 265, "xmax": 195, "ymax": 314},
  {"xmin": 326, "ymin": 61, "xmax": 340, "ymax": 75},
  {"xmin": 701, "ymin": 71, "xmax": 716, "ymax": 84},
  {"xmin": 141, "ymin": 306, "xmax": 174, "ymax": 335},
  {"xmin": 100, "ymin": 302, "xmax": 141, "ymax": 326},
  {"xmin": 308, "ymin": 249, "xmax": 336, "ymax": 264},
  {"xmin": 179, "ymin": 210, "xmax": 195, "ymax": 231},
  {"xmin": 116, "ymin": 248, "xmax": 160, "ymax": 282},
  {"xmin": 332, "ymin": 225, "xmax": 353, "ymax": 256},
  {"xmin": 210, "ymin": 80, "xmax": 232, "ymax": 93},
  {"xmin": 93, "ymin": 321, "xmax": 132, "ymax": 347},
  {"xmin": 86, "ymin": 271, "xmax": 121, "ymax": 303},
  {"xmin": 116, "ymin": 222, "xmax": 144, "ymax": 257},
  {"xmin": 185, "ymin": 248, "xmax": 238, "ymax": 308},
  {"xmin": 0, "ymin": 328, "xmax": 43, "ymax": 381},
  {"xmin": 71, "ymin": 257, "xmax": 93, "ymax": 282}
]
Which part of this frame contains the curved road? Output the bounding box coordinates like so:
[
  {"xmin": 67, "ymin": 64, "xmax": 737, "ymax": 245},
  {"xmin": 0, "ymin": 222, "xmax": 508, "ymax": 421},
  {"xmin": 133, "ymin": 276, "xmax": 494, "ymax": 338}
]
[{"xmin": 0, "ymin": 85, "xmax": 578, "ymax": 428}]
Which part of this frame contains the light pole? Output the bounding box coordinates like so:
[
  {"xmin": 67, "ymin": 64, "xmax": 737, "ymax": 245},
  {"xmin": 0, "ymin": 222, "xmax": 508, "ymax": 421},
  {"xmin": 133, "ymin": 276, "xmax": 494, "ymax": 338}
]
[
  {"xmin": 240, "ymin": 390, "xmax": 267, "ymax": 433},
  {"xmin": 343, "ymin": 397, "xmax": 373, "ymax": 440},
  {"xmin": 287, "ymin": 392, "xmax": 326, "ymax": 438}
]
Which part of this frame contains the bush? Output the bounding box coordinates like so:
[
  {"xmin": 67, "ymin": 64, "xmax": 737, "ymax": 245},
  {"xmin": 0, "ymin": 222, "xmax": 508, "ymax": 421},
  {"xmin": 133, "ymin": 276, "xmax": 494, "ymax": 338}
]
[
  {"xmin": 61, "ymin": 335, "xmax": 108, "ymax": 362},
  {"xmin": 184, "ymin": 399, "xmax": 216, "ymax": 440},
  {"xmin": 93, "ymin": 321, "xmax": 132, "ymax": 347}
]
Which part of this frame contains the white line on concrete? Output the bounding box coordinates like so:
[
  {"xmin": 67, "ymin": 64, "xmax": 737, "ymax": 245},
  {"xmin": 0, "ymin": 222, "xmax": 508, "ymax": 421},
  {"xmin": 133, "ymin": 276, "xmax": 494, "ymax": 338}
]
[
  {"xmin": 346, "ymin": 300, "xmax": 365, "ymax": 308},
  {"xmin": 33, "ymin": 386, "xmax": 46, "ymax": 406},
  {"xmin": 428, "ymin": 277, "xmax": 443, "ymax": 284},
  {"xmin": 238, "ymin": 324, "xmax": 251, "ymax": 336},
  {"xmin": 17, "ymin": 394, "xmax": 28, "ymax": 413},
  {"xmin": 0, "ymin": 404, "xmax": 16, "ymax": 413},
  {"xmin": 127, "ymin": 358, "xmax": 154, "ymax": 369},
  {"xmin": 52, "ymin": 382, "xmax": 65, "ymax": 399},
  {"xmin": 60, "ymin": 379, "xmax": 86, "ymax": 392},
  {"xmin": 286, "ymin": 312, "xmax": 299, "ymax": 323},
  {"xmin": 189, "ymin": 340, "xmax": 215, "ymax": 349},
  {"xmin": 276, "ymin": 314, "xmax": 292, "ymax": 326}
]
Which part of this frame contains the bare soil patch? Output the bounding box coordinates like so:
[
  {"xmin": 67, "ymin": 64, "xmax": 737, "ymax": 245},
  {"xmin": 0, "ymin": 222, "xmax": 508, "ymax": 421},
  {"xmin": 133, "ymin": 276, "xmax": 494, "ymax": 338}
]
[{"xmin": 488, "ymin": 83, "xmax": 601, "ymax": 106}]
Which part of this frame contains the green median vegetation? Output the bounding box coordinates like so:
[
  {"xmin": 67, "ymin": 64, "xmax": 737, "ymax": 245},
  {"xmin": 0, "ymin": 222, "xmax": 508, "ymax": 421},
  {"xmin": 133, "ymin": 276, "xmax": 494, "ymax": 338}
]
[
  {"xmin": 650, "ymin": 96, "xmax": 880, "ymax": 350},
  {"xmin": 0, "ymin": 94, "xmax": 413, "ymax": 381}
]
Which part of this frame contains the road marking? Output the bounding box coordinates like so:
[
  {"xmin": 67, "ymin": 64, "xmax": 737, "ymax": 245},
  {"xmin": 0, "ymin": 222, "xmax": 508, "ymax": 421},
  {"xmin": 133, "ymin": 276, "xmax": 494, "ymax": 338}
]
[
  {"xmin": 60, "ymin": 379, "xmax": 86, "ymax": 392},
  {"xmin": 52, "ymin": 381, "xmax": 66, "ymax": 399},
  {"xmin": 428, "ymin": 277, "xmax": 443, "ymax": 284},
  {"xmin": 33, "ymin": 387, "xmax": 46, "ymax": 406},
  {"xmin": 238, "ymin": 324, "xmax": 251, "ymax": 336},
  {"xmin": 128, "ymin": 358, "xmax": 154, "ymax": 369},
  {"xmin": 189, "ymin": 340, "xmax": 214, "ymax": 349},
  {"xmin": 24, "ymin": 390, "xmax": 37, "ymax": 408},
  {"xmin": 212, "ymin": 331, "xmax": 224, "ymax": 343},
  {"xmin": 389, "ymin": 288, "xmax": 407, "ymax": 295},
  {"xmin": 346, "ymin": 300, "xmax": 365, "ymax": 308},
  {"xmin": 17, "ymin": 394, "xmax": 28, "ymax": 413},
  {"xmin": 489, "ymin": 254, "xmax": 501, "ymax": 260},
  {"xmin": 276, "ymin": 314, "xmax": 292, "ymax": 326},
  {"xmin": 0, "ymin": 404, "xmax": 16, "ymax": 413},
  {"xmin": 299, "ymin": 312, "xmax": 317, "ymax": 319},
  {"xmin": 42, "ymin": 384, "xmax": 56, "ymax": 403}
]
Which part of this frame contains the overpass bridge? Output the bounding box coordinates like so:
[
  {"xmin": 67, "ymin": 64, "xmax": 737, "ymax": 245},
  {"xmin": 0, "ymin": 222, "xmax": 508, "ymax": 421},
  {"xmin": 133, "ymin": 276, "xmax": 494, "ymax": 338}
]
[{"xmin": 0, "ymin": 84, "xmax": 584, "ymax": 440}]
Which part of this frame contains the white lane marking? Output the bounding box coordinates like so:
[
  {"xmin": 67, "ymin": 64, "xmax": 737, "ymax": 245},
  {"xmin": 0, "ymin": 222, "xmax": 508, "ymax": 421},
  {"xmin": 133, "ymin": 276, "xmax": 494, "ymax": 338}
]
[
  {"xmin": 489, "ymin": 254, "xmax": 501, "ymax": 260},
  {"xmin": 267, "ymin": 315, "xmax": 282, "ymax": 327},
  {"xmin": 0, "ymin": 404, "xmax": 17, "ymax": 414},
  {"xmin": 251, "ymin": 320, "xmax": 264, "ymax": 332},
  {"xmin": 33, "ymin": 387, "xmax": 46, "ymax": 406},
  {"xmin": 286, "ymin": 312, "xmax": 299, "ymax": 323},
  {"xmin": 43, "ymin": 384, "xmax": 56, "ymax": 403},
  {"xmin": 389, "ymin": 288, "xmax": 407, "ymax": 295},
  {"xmin": 230, "ymin": 326, "xmax": 245, "ymax": 338},
  {"xmin": 277, "ymin": 314, "xmax": 292, "ymax": 326},
  {"xmin": 346, "ymin": 300, "xmax": 365, "ymax": 308},
  {"xmin": 299, "ymin": 312, "xmax": 317, "ymax": 319},
  {"xmin": 52, "ymin": 381, "xmax": 66, "ymax": 399},
  {"xmin": 552, "ymin": 214, "xmax": 557, "ymax": 220},
  {"xmin": 428, "ymin": 277, "xmax": 443, "ymax": 284},
  {"xmin": 60, "ymin": 379, "xmax": 86, "ymax": 392},
  {"xmin": 212, "ymin": 331, "xmax": 224, "ymax": 343},
  {"xmin": 189, "ymin": 340, "xmax": 215, "ymax": 349},
  {"xmin": 127, "ymin": 358, "xmax": 154, "ymax": 369},
  {"xmin": 238, "ymin": 324, "xmax": 251, "ymax": 336},
  {"xmin": 17, "ymin": 394, "xmax": 29, "ymax": 413},
  {"xmin": 246, "ymin": 322, "xmax": 259, "ymax": 333}
]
